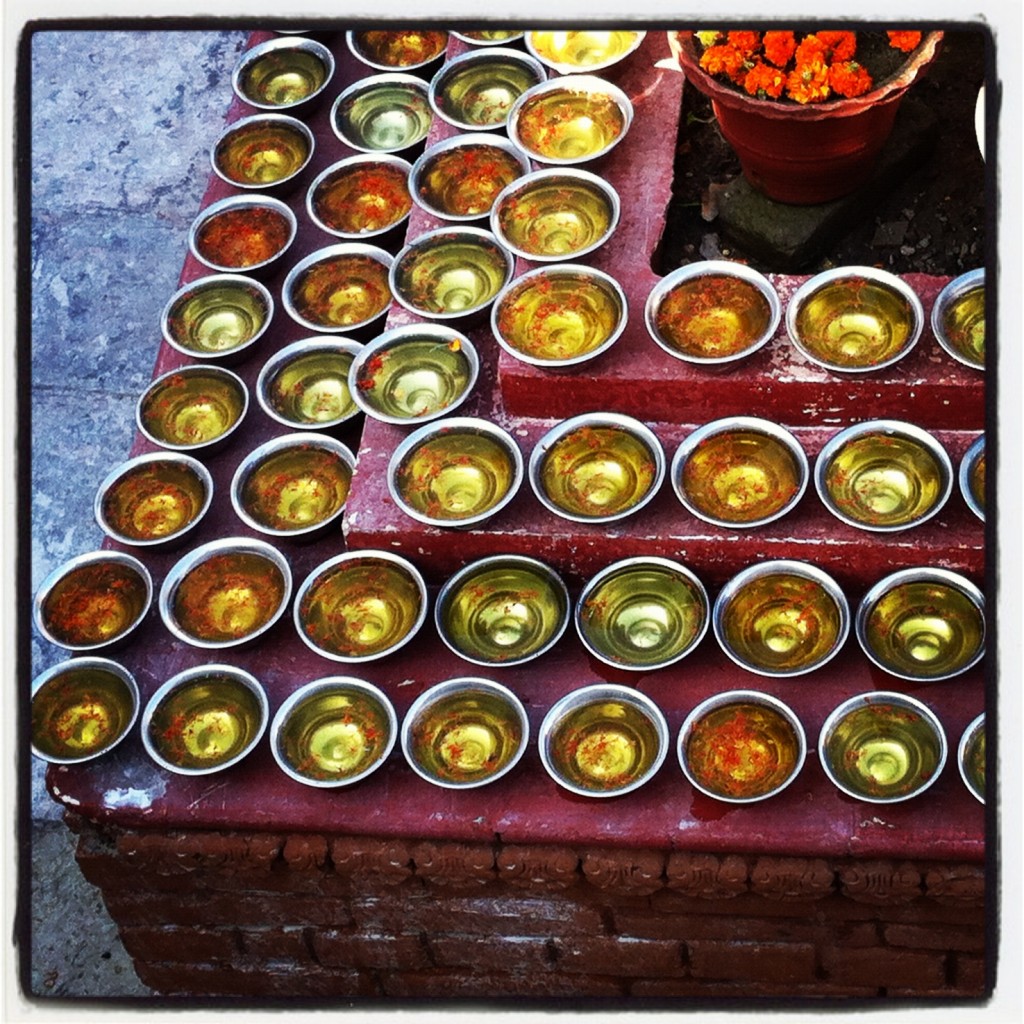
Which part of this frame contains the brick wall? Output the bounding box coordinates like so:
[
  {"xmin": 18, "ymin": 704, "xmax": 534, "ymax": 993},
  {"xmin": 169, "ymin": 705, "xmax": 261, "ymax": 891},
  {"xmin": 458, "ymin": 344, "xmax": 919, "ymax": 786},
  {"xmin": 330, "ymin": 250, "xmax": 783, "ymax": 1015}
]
[{"xmin": 66, "ymin": 814, "xmax": 989, "ymax": 1001}]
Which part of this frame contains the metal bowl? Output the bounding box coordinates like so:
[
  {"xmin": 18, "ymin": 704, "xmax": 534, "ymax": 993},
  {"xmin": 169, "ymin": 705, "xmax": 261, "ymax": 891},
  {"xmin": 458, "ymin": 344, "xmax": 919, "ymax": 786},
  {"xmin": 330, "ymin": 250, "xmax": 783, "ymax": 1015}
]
[
  {"xmin": 490, "ymin": 167, "xmax": 620, "ymax": 262},
  {"xmin": 158, "ymin": 537, "xmax": 292, "ymax": 650},
  {"xmin": 211, "ymin": 113, "xmax": 314, "ymax": 192},
  {"xmin": 855, "ymin": 567, "xmax": 985, "ymax": 682},
  {"xmin": 31, "ymin": 657, "xmax": 140, "ymax": 764},
  {"xmin": 231, "ymin": 36, "xmax": 335, "ymax": 113},
  {"xmin": 387, "ymin": 416, "xmax": 524, "ymax": 528},
  {"xmin": 230, "ymin": 432, "xmax": 356, "ymax": 539},
  {"xmin": 678, "ymin": 690, "xmax": 807, "ymax": 804},
  {"xmin": 401, "ymin": 677, "xmax": 530, "ymax": 789},
  {"xmin": 136, "ymin": 364, "xmax": 248, "ymax": 454},
  {"xmin": 435, "ymin": 555, "xmax": 570, "ymax": 667},
  {"xmin": 450, "ymin": 30, "xmax": 526, "ymax": 47},
  {"xmin": 528, "ymin": 412, "xmax": 665, "ymax": 523},
  {"xmin": 670, "ymin": 416, "xmax": 808, "ymax": 528},
  {"xmin": 818, "ymin": 691, "xmax": 948, "ymax": 804},
  {"xmin": 645, "ymin": 261, "xmax": 781, "ymax": 368},
  {"xmin": 524, "ymin": 29, "xmax": 646, "ymax": 76},
  {"xmin": 428, "ymin": 47, "xmax": 546, "ymax": 131},
  {"xmin": 188, "ymin": 194, "xmax": 297, "ymax": 278},
  {"xmin": 34, "ymin": 550, "xmax": 152, "ymax": 653},
  {"xmin": 786, "ymin": 266, "xmax": 924, "ymax": 374},
  {"xmin": 507, "ymin": 75, "xmax": 633, "ymax": 165},
  {"xmin": 94, "ymin": 451, "xmax": 213, "ymax": 549},
  {"xmin": 306, "ymin": 153, "xmax": 413, "ymax": 239},
  {"xmin": 281, "ymin": 243, "xmax": 394, "ymax": 334},
  {"xmin": 348, "ymin": 324, "xmax": 479, "ymax": 426},
  {"xmin": 271, "ymin": 676, "xmax": 398, "ymax": 788},
  {"xmin": 931, "ymin": 268, "xmax": 985, "ymax": 370},
  {"xmin": 491, "ymin": 263, "xmax": 628, "ymax": 369},
  {"xmin": 814, "ymin": 419, "xmax": 953, "ymax": 532},
  {"xmin": 957, "ymin": 712, "xmax": 985, "ymax": 804},
  {"xmin": 141, "ymin": 664, "xmax": 268, "ymax": 776},
  {"xmin": 331, "ymin": 73, "xmax": 433, "ymax": 154},
  {"xmin": 576, "ymin": 556, "xmax": 708, "ymax": 671},
  {"xmin": 712, "ymin": 560, "xmax": 850, "ymax": 678},
  {"xmin": 389, "ymin": 226, "xmax": 514, "ymax": 320},
  {"xmin": 539, "ymin": 683, "xmax": 669, "ymax": 798},
  {"xmin": 256, "ymin": 337, "xmax": 364, "ymax": 430},
  {"xmin": 294, "ymin": 551, "xmax": 428, "ymax": 663},
  {"xmin": 409, "ymin": 133, "xmax": 532, "ymax": 222},
  {"xmin": 346, "ymin": 28, "xmax": 449, "ymax": 73},
  {"xmin": 959, "ymin": 434, "xmax": 985, "ymax": 522}
]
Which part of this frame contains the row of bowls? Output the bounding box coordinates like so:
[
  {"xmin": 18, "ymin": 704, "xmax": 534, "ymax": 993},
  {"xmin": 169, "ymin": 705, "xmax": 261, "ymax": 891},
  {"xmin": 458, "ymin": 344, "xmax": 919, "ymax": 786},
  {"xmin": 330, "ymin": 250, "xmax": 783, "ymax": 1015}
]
[
  {"xmin": 124, "ymin": 356, "xmax": 987, "ymax": 535},
  {"xmin": 30, "ymin": 658, "xmax": 986, "ymax": 809},
  {"xmin": 33, "ymin": 540, "xmax": 986, "ymax": 685}
]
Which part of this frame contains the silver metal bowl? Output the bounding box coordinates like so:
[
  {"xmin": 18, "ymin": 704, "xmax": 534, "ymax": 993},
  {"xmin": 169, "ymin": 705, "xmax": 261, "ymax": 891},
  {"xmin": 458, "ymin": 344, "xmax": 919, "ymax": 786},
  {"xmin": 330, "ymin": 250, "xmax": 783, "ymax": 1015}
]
[{"xmin": 231, "ymin": 36, "xmax": 335, "ymax": 113}]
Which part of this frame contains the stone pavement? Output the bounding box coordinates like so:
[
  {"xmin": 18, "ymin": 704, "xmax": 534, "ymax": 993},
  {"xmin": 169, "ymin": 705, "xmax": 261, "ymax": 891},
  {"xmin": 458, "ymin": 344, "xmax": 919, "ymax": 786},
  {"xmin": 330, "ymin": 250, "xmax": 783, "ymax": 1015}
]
[{"xmin": 26, "ymin": 27, "xmax": 249, "ymax": 999}]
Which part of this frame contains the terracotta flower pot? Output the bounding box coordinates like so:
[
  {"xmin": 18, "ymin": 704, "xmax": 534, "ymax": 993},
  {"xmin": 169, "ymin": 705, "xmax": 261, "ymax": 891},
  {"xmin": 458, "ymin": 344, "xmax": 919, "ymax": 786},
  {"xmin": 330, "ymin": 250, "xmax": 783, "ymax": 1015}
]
[{"xmin": 668, "ymin": 31, "xmax": 943, "ymax": 205}]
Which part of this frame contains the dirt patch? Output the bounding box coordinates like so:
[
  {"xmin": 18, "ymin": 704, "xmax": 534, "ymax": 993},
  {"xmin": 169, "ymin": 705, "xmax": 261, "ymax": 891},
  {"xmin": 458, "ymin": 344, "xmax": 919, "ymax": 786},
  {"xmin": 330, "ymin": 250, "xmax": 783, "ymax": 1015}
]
[{"xmin": 658, "ymin": 29, "xmax": 988, "ymax": 277}]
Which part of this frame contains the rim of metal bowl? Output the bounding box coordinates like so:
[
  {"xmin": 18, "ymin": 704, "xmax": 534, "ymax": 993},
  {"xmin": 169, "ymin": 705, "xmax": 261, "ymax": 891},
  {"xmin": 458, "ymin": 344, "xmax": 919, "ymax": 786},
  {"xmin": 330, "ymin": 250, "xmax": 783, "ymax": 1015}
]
[
  {"xmin": 229, "ymin": 431, "xmax": 357, "ymax": 539},
  {"xmin": 292, "ymin": 550, "xmax": 429, "ymax": 663},
  {"xmin": 434, "ymin": 554, "xmax": 571, "ymax": 667},
  {"xmin": 644, "ymin": 260, "xmax": 781, "ymax": 367},
  {"xmin": 854, "ymin": 566, "xmax": 985, "ymax": 682},
  {"xmin": 270, "ymin": 676, "xmax": 398, "ymax": 788},
  {"xmin": 305, "ymin": 153, "xmax": 414, "ymax": 239},
  {"xmin": 34, "ymin": 550, "xmax": 153, "ymax": 652},
  {"xmin": 187, "ymin": 193, "xmax": 298, "ymax": 276},
  {"xmin": 491, "ymin": 263, "xmax": 629, "ymax": 369},
  {"xmin": 94, "ymin": 451, "xmax": 214, "ymax": 548},
  {"xmin": 677, "ymin": 689, "xmax": 808, "ymax": 804},
  {"xmin": 957, "ymin": 711, "xmax": 985, "ymax": 804},
  {"xmin": 158, "ymin": 536, "xmax": 293, "ymax": 650},
  {"xmin": 31, "ymin": 657, "xmax": 141, "ymax": 764},
  {"xmin": 231, "ymin": 36, "xmax": 336, "ymax": 111},
  {"xmin": 160, "ymin": 272, "xmax": 275, "ymax": 361},
  {"xmin": 450, "ymin": 30, "xmax": 527, "ymax": 47},
  {"xmin": 524, "ymin": 29, "xmax": 647, "ymax": 76},
  {"xmin": 389, "ymin": 225, "xmax": 515, "ymax": 320},
  {"xmin": 930, "ymin": 267, "xmax": 985, "ymax": 371},
  {"xmin": 210, "ymin": 112, "xmax": 315, "ymax": 190},
  {"xmin": 785, "ymin": 265, "xmax": 925, "ymax": 374},
  {"xmin": 140, "ymin": 664, "xmax": 269, "ymax": 776},
  {"xmin": 256, "ymin": 336, "xmax": 365, "ymax": 430},
  {"xmin": 813, "ymin": 419, "xmax": 954, "ymax": 533},
  {"xmin": 330, "ymin": 73, "xmax": 433, "ymax": 153},
  {"xmin": 506, "ymin": 74, "xmax": 634, "ymax": 165},
  {"xmin": 428, "ymin": 47, "xmax": 547, "ymax": 131},
  {"xmin": 527, "ymin": 412, "xmax": 666, "ymax": 523},
  {"xmin": 400, "ymin": 676, "xmax": 531, "ymax": 789},
  {"xmin": 711, "ymin": 558, "xmax": 851, "ymax": 678},
  {"xmin": 386, "ymin": 416, "xmax": 524, "ymax": 528},
  {"xmin": 958, "ymin": 434, "xmax": 985, "ymax": 522},
  {"xmin": 817, "ymin": 690, "xmax": 948, "ymax": 804},
  {"xmin": 489, "ymin": 166, "xmax": 621, "ymax": 262},
  {"xmin": 136, "ymin": 363, "xmax": 249, "ymax": 453},
  {"xmin": 669, "ymin": 415, "xmax": 808, "ymax": 528},
  {"xmin": 345, "ymin": 28, "xmax": 450, "ymax": 73},
  {"xmin": 575, "ymin": 555, "xmax": 709, "ymax": 672},
  {"xmin": 280, "ymin": 242, "xmax": 394, "ymax": 334},
  {"xmin": 347, "ymin": 324, "xmax": 480, "ymax": 426},
  {"xmin": 409, "ymin": 133, "xmax": 533, "ymax": 222},
  {"xmin": 538, "ymin": 682, "xmax": 669, "ymax": 798}
]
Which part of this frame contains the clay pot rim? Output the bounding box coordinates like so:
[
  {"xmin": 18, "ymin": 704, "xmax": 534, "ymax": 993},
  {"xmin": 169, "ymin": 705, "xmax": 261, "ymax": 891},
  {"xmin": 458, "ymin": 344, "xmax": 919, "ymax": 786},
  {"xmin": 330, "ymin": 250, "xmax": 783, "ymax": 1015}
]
[{"xmin": 668, "ymin": 30, "xmax": 944, "ymax": 121}]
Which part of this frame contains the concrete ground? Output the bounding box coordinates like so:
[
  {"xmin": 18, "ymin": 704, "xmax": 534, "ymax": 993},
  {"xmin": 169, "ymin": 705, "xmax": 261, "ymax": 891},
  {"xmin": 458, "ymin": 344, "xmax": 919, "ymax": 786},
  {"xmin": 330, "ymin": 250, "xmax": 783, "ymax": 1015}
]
[{"xmin": 25, "ymin": 26, "xmax": 250, "ymax": 1001}]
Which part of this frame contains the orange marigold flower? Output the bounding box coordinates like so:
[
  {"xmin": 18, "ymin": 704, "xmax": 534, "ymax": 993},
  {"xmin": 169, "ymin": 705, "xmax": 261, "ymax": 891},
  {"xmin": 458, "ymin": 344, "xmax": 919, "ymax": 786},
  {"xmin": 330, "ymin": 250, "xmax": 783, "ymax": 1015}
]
[
  {"xmin": 762, "ymin": 30, "xmax": 797, "ymax": 67},
  {"xmin": 786, "ymin": 57, "xmax": 831, "ymax": 103},
  {"xmin": 743, "ymin": 61, "xmax": 786, "ymax": 99},
  {"xmin": 829, "ymin": 60, "xmax": 873, "ymax": 98},
  {"xmin": 794, "ymin": 33, "xmax": 829, "ymax": 66},
  {"xmin": 699, "ymin": 43, "xmax": 748, "ymax": 80},
  {"xmin": 726, "ymin": 31, "xmax": 761, "ymax": 57},
  {"xmin": 817, "ymin": 30, "xmax": 857, "ymax": 62},
  {"xmin": 887, "ymin": 30, "xmax": 922, "ymax": 52}
]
